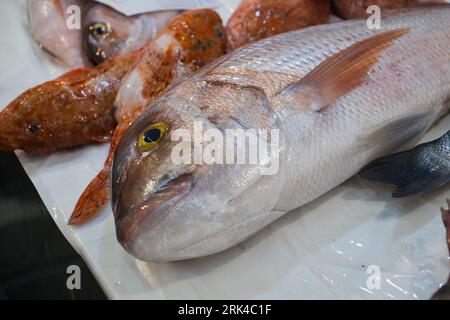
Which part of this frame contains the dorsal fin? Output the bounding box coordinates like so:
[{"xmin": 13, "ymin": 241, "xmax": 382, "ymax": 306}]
[{"xmin": 280, "ymin": 28, "xmax": 410, "ymax": 112}]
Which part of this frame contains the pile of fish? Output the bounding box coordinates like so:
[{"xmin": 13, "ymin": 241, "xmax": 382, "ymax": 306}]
[{"xmin": 1, "ymin": 0, "xmax": 450, "ymax": 273}]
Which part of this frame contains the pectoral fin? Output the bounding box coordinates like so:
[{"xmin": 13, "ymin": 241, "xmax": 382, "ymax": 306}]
[{"xmin": 280, "ymin": 28, "xmax": 410, "ymax": 112}]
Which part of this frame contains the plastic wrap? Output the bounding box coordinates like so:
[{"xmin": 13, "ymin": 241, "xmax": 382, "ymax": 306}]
[{"xmin": 0, "ymin": 0, "xmax": 449, "ymax": 299}]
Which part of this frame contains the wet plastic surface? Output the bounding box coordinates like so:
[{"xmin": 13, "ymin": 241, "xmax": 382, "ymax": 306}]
[{"xmin": 0, "ymin": 0, "xmax": 449, "ymax": 299}]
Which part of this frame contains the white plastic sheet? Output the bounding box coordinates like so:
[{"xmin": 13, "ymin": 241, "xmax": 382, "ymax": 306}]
[{"xmin": 1, "ymin": 0, "xmax": 449, "ymax": 300}]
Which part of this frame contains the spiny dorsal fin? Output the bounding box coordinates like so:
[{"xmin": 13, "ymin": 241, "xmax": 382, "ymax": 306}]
[{"xmin": 281, "ymin": 28, "xmax": 410, "ymax": 112}]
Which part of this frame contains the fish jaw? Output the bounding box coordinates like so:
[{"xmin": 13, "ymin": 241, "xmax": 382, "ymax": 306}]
[{"xmin": 115, "ymin": 173, "xmax": 193, "ymax": 261}]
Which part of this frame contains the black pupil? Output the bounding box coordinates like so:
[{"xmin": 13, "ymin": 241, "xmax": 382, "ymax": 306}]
[
  {"xmin": 28, "ymin": 125, "xmax": 39, "ymax": 134},
  {"xmin": 144, "ymin": 129, "xmax": 161, "ymax": 144},
  {"xmin": 95, "ymin": 25, "xmax": 106, "ymax": 36}
]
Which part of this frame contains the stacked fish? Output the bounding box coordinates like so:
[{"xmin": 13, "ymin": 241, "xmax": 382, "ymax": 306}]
[{"xmin": 0, "ymin": 0, "xmax": 449, "ymax": 269}]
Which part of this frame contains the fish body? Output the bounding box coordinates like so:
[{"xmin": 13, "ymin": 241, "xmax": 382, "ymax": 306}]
[
  {"xmin": 361, "ymin": 131, "xmax": 450, "ymax": 197},
  {"xmin": 0, "ymin": 53, "xmax": 138, "ymax": 154},
  {"xmin": 113, "ymin": 8, "xmax": 450, "ymax": 262},
  {"xmin": 69, "ymin": 9, "xmax": 227, "ymax": 225},
  {"xmin": 226, "ymin": 0, "xmax": 331, "ymax": 51},
  {"xmin": 83, "ymin": 2, "xmax": 179, "ymax": 65},
  {"xmin": 28, "ymin": 0, "xmax": 90, "ymax": 68},
  {"xmin": 333, "ymin": 0, "xmax": 450, "ymax": 19}
]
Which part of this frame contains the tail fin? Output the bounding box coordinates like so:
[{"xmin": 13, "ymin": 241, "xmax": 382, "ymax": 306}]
[
  {"xmin": 360, "ymin": 149, "xmax": 450, "ymax": 198},
  {"xmin": 69, "ymin": 165, "xmax": 111, "ymax": 226},
  {"xmin": 68, "ymin": 122, "xmax": 131, "ymax": 226}
]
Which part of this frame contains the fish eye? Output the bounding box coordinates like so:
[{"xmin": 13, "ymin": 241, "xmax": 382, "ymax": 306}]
[
  {"xmin": 89, "ymin": 22, "xmax": 110, "ymax": 40},
  {"xmin": 28, "ymin": 124, "xmax": 40, "ymax": 134},
  {"xmin": 138, "ymin": 123, "xmax": 169, "ymax": 151}
]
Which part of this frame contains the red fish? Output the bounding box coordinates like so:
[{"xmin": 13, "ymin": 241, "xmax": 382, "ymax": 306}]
[
  {"xmin": 226, "ymin": 0, "xmax": 331, "ymax": 51},
  {"xmin": 0, "ymin": 53, "xmax": 139, "ymax": 154}
]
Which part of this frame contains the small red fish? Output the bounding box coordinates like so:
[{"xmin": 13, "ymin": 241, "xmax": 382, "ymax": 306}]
[
  {"xmin": 226, "ymin": 0, "xmax": 331, "ymax": 51},
  {"xmin": 69, "ymin": 9, "xmax": 227, "ymax": 226},
  {"xmin": 0, "ymin": 53, "xmax": 139, "ymax": 154}
]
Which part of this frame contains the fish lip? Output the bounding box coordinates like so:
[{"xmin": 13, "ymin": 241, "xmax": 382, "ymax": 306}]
[{"xmin": 115, "ymin": 173, "xmax": 193, "ymax": 257}]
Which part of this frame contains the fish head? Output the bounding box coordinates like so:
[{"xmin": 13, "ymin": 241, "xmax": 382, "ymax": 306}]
[
  {"xmin": 112, "ymin": 83, "xmax": 283, "ymax": 261},
  {"xmin": 0, "ymin": 87, "xmax": 59, "ymax": 154},
  {"xmin": 84, "ymin": 3, "xmax": 133, "ymax": 64},
  {"xmin": 0, "ymin": 66, "xmax": 118, "ymax": 155}
]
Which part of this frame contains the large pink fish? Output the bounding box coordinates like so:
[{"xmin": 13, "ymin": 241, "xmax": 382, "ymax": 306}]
[{"xmin": 112, "ymin": 8, "xmax": 450, "ymax": 262}]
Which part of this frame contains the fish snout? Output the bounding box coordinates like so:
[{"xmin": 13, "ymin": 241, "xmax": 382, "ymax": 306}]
[{"xmin": 114, "ymin": 173, "xmax": 193, "ymax": 262}]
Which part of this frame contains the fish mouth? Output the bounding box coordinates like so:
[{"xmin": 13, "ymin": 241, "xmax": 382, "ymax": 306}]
[{"xmin": 114, "ymin": 173, "xmax": 193, "ymax": 258}]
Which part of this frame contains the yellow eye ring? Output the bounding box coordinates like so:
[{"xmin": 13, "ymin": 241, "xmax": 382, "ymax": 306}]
[
  {"xmin": 89, "ymin": 22, "xmax": 111, "ymax": 40},
  {"xmin": 138, "ymin": 122, "xmax": 169, "ymax": 151}
]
